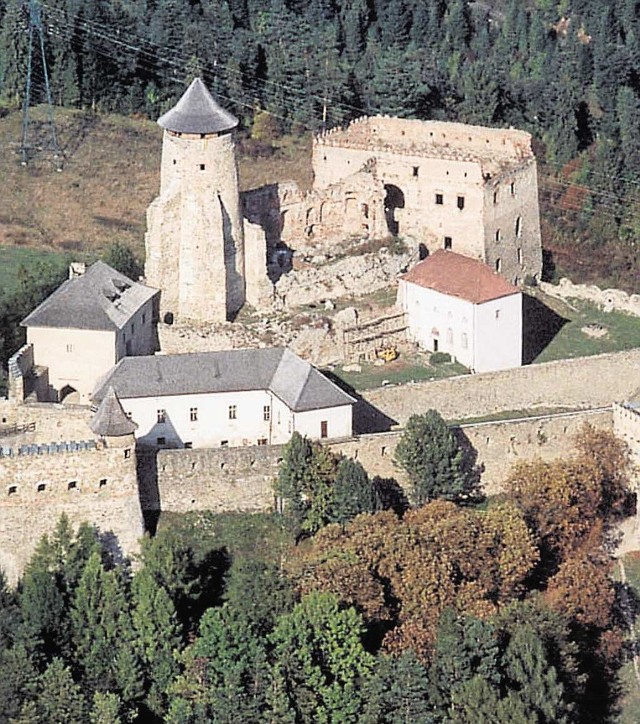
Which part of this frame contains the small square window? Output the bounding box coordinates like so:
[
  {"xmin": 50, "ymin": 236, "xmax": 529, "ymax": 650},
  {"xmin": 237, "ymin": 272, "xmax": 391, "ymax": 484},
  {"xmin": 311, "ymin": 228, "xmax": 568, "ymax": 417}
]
[
  {"xmin": 184, "ymin": 442, "xmax": 192, "ymax": 449},
  {"xmin": 444, "ymin": 236, "xmax": 452, "ymax": 250},
  {"xmin": 157, "ymin": 437, "xmax": 166, "ymax": 446},
  {"xmin": 8, "ymin": 485, "xmax": 17, "ymax": 495},
  {"xmin": 199, "ymin": 163, "xmax": 206, "ymax": 171},
  {"xmin": 190, "ymin": 407, "xmax": 198, "ymax": 422},
  {"xmin": 99, "ymin": 479, "xmax": 107, "ymax": 488},
  {"xmin": 157, "ymin": 409, "xmax": 166, "ymax": 424},
  {"xmin": 457, "ymin": 196, "xmax": 465, "ymax": 210},
  {"xmin": 37, "ymin": 483, "xmax": 46, "ymax": 493},
  {"xmin": 257, "ymin": 438, "xmax": 268, "ymax": 446},
  {"xmin": 229, "ymin": 405, "xmax": 237, "ymax": 420},
  {"xmin": 435, "ymin": 193, "xmax": 443, "ymax": 205},
  {"xmin": 221, "ymin": 440, "xmax": 229, "ymax": 447},
  {"xmin": 263, "ymin": 405, "xmax": 271, "ymax": 421},
  {"xmin": 68, "ymin": 481, "xmax": 77, "ymax": 490},
  {"xmin": 412, "ymin": 166, "xmax": 419, "ymax": 177}
]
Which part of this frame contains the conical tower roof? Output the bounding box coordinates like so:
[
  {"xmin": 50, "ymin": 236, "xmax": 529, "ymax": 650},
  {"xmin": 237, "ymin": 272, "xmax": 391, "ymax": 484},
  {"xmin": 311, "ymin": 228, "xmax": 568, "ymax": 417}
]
[
  {"xmin": 90, "ymin": 386, "xmax": 138, "ymax": 437},
  {"xmin": 157, "ymin": 78, "xmax": 238, "ymax": 135}
]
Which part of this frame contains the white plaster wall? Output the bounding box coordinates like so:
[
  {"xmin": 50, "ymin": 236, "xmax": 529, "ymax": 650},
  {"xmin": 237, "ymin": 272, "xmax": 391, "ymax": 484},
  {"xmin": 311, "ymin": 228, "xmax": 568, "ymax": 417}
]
[
  {"xmin": 473, "ymin": 294, "xmax": 522, "ymax": 373},
  {"xmin": 270, "ymin": 394, "xmax": 295, "ymax": 444},
  {"xmin": 114, "ymin": 298, "xmax": 158, "ymax": 360},
  {"xmin": 400, "ymin": 281, "xmax": 475, "ymax": 368},
  {"xmin": 293, "ymin": 405, "xmax": 353, "ymax": 440},
  {"xmin": 28, "ymin": 326, "xmax": 116, "ymax": 403},
  {"xmin": 121, "ymin": 389, "xmax": 273, "ymax": 448}
]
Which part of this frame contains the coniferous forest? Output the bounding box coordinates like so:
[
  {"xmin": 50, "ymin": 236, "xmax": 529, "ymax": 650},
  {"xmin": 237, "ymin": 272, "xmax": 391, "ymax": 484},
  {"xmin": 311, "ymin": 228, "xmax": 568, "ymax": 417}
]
[
  {"xmin": 0, "ymin": 422, "xmax": 635, "ymax": 722},
  {"xmin": 0, "ymin": 0, "xmax": 639, "ymax": 288}
]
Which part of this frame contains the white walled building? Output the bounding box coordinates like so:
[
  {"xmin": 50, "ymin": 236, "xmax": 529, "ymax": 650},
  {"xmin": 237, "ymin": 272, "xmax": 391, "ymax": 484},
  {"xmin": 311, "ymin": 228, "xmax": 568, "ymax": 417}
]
[
  {"xmin": 398, "ymin": 250, "xmax": 522, "ymax": 373},
  {"xmin": 92, "ymin": 348, "xmax": 355, "ymax": 448},
  {"xmin": 21, "ymin": 262, "xmax": 159, "ymax": 404}
]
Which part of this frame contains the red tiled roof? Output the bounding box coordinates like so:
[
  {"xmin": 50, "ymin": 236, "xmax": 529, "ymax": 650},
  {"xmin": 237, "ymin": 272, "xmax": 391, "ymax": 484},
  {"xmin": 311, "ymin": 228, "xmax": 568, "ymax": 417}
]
[{"xmin": 400, "ymin": 250, "xmax": 520, "ymax": 304}]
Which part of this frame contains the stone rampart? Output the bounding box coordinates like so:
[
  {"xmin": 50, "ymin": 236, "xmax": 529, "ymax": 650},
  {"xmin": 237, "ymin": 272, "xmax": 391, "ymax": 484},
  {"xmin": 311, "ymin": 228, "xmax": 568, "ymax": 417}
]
[
  {"xmin": 540, "ymin": 279, "xmax": 640, "ymax": 317},
  {"xmin": 329, "ymin": 407, "xmax": 613, "ymax": 496},
  {"xmin": 149, "ymin": 444, "xmax": 284, "ymax": 515},
  {"xmin": 0, "ymin": 399, "xmax": 93, "ymax": 447},
  {"xmin": 362, "ymin": 349, "xmax": 640, "ymax": 426},
  {"xmin": 146, "ymin": 408, "xmax": 612, "ymax": 520},
  {"xmin": 0, "ymin": 443, "xmax": 143, "ymax": 584}
]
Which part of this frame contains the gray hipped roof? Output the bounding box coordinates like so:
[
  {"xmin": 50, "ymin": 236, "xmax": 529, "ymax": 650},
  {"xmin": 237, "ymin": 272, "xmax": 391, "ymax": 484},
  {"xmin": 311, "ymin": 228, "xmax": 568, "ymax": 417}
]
[
  {"xmin": 22, "ymin": 261, "xmax": 158, "ymax": 332},
  {"xmin": 90, "ymin": 387, "xmax": 138, "ymax": 437},
  {"xmin": 157, "ymin": 78, "xmax": 238, "ymax": 135},
  {"xmin": 93, "ymin": 348, "xmax": 355, "ymax": 413}
]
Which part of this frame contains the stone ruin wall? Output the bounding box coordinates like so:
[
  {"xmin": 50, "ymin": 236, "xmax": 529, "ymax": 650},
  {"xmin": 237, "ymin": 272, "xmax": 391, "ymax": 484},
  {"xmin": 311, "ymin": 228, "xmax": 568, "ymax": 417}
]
[
  {"xmin": 340, "ymin": 311, "xmax": 408, "ymax": 362},
  {"xmin": 0, "ymin": 441, "xmax": 143, "ymax": 584},
  {"xmin": 540, "ymin": 279, "xmax": 640, "ymax": 317}
]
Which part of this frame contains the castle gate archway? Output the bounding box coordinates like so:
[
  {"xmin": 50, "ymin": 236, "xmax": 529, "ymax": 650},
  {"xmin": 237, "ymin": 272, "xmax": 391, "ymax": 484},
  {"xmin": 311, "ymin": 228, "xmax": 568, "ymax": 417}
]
[{"xmin": 384, "ymin": 184, "xmax": 405, "ymax": 235}]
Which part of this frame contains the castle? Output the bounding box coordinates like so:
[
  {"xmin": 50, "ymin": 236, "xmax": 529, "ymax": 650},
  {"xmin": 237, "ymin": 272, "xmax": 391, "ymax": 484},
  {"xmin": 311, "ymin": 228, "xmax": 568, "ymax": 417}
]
[{"xmin": 0, "ymin": 78, "xmax": 637, "ymax": 583}]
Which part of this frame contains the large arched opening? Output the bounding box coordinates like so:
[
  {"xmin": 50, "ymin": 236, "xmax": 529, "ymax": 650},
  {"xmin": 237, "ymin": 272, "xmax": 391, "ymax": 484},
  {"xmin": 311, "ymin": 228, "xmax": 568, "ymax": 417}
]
[
  {"xmin": 384, "ymin": 184, "xmax": 405, "ymax": 235},
  {"xmin": 59, "ymin": 385, "xmax": 80, "ymax": 405}
]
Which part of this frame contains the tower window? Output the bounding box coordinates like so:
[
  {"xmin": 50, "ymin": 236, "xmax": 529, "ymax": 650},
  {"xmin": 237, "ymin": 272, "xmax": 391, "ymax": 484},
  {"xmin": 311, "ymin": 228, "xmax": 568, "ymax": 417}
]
[
  {"xmin": 68, "ymin": 481, "xmax": 77, "ymax": 490},
  {"xmin": 435, "ymin": 193, "xmax": 444, "ymax": 205},
  {"xmin": 457, "ymin": 196, "xmax": 465, "ymax": 210},
  {"xmin": 493, "ymin": 190, "xmax": 498, "ymax": 204},
  {"xmin": 199, "ymin": 164, "xmax": 206, "ymax": 171},
  {"xmin": 495, "ymin": 229, "xmax": 501, "ymax": 242},
  {"xmin": 99, "ymin": 479, "xmax": 107, "ymax": 488},
  {"xmin": 510, "ymin": 182, "xmax": 515, "ymax": 196},
  {"xmin": 517, "ymin": 247, "xmax": 523, "ymax": 264},
  {"xmin": 444, "ymin": 236, "xmax": 452, "ymax": 250},
  {"xmin": 8, "ymin": 485, "xmax": 17, "ymax": 495},
  {"xmin": 172, "ymin": 159, "xmax": 176, "ymax": 165},
  {"xmin": 495, "ymin": 258, "xmax": 502, "ymax": 273},
  {"xmin": 412, "ymin": 166, "xmax": 419, "ymax": 177},
  {"xmin": 515, "ymin": 216, "xmax": 522, "ymax": 237},
  {"xmin": 37, "ymin": 483, "xmax": 46, "ymax": 493}
]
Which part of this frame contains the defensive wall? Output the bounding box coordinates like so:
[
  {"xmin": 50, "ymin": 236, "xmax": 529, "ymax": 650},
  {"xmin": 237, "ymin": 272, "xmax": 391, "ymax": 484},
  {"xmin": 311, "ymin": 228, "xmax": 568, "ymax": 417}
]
[
  {"xmin": 0, "ymin": 440, "xmax": 142, "ymax": 584},
  {"xmin": 144, "ymin": 408, "xmax": 612, "ymax": 518},
  {"xmin": 362, "ymin": 349, "xmax": 640, "ymax": 426}
]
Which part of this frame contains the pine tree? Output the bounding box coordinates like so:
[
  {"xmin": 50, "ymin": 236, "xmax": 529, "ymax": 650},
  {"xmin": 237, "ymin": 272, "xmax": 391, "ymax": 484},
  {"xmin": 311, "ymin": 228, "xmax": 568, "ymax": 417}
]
[{"xmin": 329, "ymin": 458, "xmax": 379, "ymax": 525}]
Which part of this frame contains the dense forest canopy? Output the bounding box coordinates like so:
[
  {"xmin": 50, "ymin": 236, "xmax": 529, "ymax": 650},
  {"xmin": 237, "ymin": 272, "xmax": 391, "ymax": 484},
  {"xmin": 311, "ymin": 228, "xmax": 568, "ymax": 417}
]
[{"xmin": 0, "ymin": 0, "xmax": 639, "ymax": 286}]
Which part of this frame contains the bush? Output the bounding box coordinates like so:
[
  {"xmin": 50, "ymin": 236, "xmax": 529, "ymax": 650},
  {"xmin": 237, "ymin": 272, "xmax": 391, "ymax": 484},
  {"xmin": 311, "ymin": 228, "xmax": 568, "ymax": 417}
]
[{"xmin": 430, "ymin": 352, "xmax": 451, "ymax": 365}]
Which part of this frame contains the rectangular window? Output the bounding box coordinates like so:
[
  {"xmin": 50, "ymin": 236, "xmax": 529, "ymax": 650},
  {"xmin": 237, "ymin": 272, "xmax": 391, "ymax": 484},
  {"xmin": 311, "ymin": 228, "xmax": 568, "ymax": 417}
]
[
  {"xmin": 184, "ymin": 442, "xmax": 192, "ymax": 449},
  {"xmin": 263, "ymin": 405, "xmax": 271, "ymax": 421},
  {"xmin": 157, "ymin": 409, "xmax": 166, "ymax": 424},
  {"xmin": 142, "ymin": 313, "xmax": 146, "ymax": 324},
  {"xmin": 124, "ymin": 448, "xmax": 131, "ymax": 459},
  {"xmin": 495, "ymin": 309, "xmax": 501, "ymax": 319},
  {"xmin": 444, "ymin": 236, "xmax": 452, "ymax": 250},
  {"xmin": 190, "ymin": 407, "xmax": 198, "ymax": 422},
  {"xmin": 457, "ymin": 195, "xmax": 465, "ymax": 210},
  {"xmin": 199, "ymin": 163, "xmax": 206, "ymax": 171},
  {"xmin": 435, "ymin": 193, "xmax": 444, "ymax": 205},
  {"xmin": 66, "ymin": 344, "xmax": 73, "ymax": 353},
  {"xmin": 221, "ymin": 440, "xmax": 229, "ymax": 447},
  {"xmin": 99, "ymin": 478, "xmax": 107, "ymax": 488},
  {"xmin": 257, "ymin": 438, "xmax": 268, "ymax": 446},
  {"xmin": 229, "ymin": 405, "xmax": 237, "ymax": 420},
  {"xmin": 131, "ymin": 323, "xmax": 135, "ymax": 335},
  {"xmin": 412, "ymin": 166, "xmax": 419, "ymax": 177},
  {"xmin": 510, "ymin": 182, "xmax": 515, "ymax": 196},
  {"xmin": 493, "ymin": 190, "xmax": 498, "ymax": 204},
  {"xmin": 157, "ymin": 437, "xmax": 166, "ymax": 446},
  {"xmin": 517, "ymin": 247, "xmax": 523, "ymax": 264},
  {"xmin": 321, "ymin": 420, "xmax": 328, "ymax": 438}
]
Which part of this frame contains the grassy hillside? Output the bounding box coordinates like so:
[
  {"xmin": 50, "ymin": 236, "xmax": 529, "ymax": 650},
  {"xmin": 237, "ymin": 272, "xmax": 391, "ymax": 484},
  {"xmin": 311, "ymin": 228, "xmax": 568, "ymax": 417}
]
[{"xmin": 0, "ymin": 106, "xmax": 312, "ymax": 264}]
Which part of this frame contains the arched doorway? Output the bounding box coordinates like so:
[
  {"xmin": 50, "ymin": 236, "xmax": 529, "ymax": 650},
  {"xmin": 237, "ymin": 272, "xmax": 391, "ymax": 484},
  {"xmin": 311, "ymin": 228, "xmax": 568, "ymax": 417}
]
[{"xmin": 384, "ymin": 184, "xmax": 405, "ymax": 235}]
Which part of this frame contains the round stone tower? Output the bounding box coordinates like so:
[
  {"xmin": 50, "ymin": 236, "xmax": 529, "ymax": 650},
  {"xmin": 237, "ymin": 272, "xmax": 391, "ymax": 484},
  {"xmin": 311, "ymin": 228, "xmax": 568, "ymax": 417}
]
[{"xmin": 145, "ymin": 78, "xmax": 245, "ymax": 324}]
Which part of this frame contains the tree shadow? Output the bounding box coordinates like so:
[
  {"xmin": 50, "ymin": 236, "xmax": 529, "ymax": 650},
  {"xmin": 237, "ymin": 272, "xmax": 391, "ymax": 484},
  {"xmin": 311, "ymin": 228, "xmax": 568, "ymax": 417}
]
[
  {"xmin": 451, "ymin": 427, "xmax": 485, "ymax": 504},
  {"xmin": 522, "ymin": 292, "xmax": 569, "ymax": 364},
  {"xmin": 373, "ymin": 476, "xmax": 409, "ymax": 515},
  {"xmin": 322, "ymin": 370, "xmax": 398, "ymax": 433}
]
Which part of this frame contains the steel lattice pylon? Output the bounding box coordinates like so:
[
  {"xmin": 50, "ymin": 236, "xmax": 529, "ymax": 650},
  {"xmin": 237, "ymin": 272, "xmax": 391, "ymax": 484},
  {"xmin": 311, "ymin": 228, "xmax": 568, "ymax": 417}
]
[{"xmin": 20, "ymin": 0, "xmax": 62, "ymax": 169}]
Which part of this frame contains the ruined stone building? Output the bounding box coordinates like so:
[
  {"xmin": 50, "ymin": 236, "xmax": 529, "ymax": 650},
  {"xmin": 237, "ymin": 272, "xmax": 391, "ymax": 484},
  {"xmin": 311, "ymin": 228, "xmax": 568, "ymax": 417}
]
[{"xmin": 311, "ymin": 117, "xmax": 543, "ymax": 285}]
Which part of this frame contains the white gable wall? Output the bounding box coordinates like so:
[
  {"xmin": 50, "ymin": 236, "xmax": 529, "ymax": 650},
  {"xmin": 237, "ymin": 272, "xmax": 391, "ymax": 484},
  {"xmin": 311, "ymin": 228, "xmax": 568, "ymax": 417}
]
[
  {"xmin": 28, "ymin": 326, "xmax": 117, "ymax": 404},
  {"xmin": 294, "ymin": 405, "xmax": 353, "ymax": 441},
  {"xmin": 473, "ymin": 294, "xmax": 522, "ymax": 372},
  {"xmin": 399, "ymin": 279, "xmax": 522, "ymax": 373}
]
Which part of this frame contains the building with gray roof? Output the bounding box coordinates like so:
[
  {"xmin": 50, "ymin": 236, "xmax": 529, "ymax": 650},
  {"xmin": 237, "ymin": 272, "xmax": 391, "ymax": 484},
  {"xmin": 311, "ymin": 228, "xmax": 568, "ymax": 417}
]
[
  {"xmin": 93, "ymin": 348, "xmax": 355, "ymax": 448},
  {"xmin": 157, "ymin": 77, "xmax": 238, "ymax": 136},
  {"xmin": 22, "ymin": 261, "xmax": 159, "ymax": 405}
]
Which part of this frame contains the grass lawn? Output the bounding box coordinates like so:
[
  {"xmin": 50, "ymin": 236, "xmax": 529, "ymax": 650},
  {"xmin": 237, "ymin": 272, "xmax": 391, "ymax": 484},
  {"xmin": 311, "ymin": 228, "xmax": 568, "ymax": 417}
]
[
  {"xmin": 330, "ymin": 352, "xmax": 468, "ymax": 392},
  {"xmin": 528, "ymin": 290, "xmax": 640, "ymax": 363},
  {"xmin": 0, "ymin": 246, "xmax": 70, "ymax": 294}
]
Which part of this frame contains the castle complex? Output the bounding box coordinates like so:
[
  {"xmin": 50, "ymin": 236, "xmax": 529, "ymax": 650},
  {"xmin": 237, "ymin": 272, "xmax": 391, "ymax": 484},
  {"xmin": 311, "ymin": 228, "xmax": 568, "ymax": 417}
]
[{"xmin": 0, "ymin": 78, "xmax": 637, "ymax": 582}]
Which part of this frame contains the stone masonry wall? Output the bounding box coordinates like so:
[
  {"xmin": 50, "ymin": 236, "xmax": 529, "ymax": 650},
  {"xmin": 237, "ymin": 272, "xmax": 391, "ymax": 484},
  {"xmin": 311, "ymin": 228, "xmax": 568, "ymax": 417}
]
[
  {"xmin": 148, "ymin": 409, "xmax": 612, "ymax": 519},
  {"xmin": 362, "ymin": 349, "xmax": 640, "ymax": 426},
  {"xmin": 540, "ymin": 279, "xmax": 640, "ymax": 317},
  {"xmin": 0, "ymin": 444, "xmax": 143, "ymax": 584}
]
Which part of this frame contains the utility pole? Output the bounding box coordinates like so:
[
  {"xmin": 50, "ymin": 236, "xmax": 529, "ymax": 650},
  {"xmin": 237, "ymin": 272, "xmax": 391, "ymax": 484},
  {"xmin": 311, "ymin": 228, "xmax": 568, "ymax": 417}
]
[{"xmin": 20, "ymin": 0, "xmax": 62, "ymax": 169}]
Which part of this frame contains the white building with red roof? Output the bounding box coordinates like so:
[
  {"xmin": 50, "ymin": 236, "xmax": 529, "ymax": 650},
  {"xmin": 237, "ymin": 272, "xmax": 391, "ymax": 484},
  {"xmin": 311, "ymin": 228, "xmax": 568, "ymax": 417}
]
[{"xmin": 398, "ymin": 250, "xmax": 522, "ymax": 373}]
